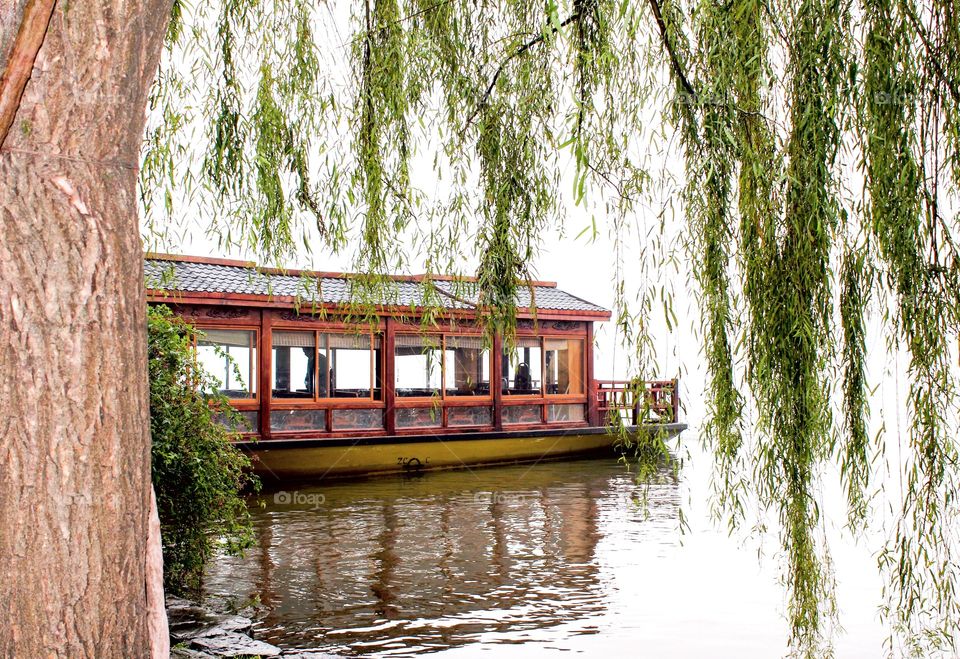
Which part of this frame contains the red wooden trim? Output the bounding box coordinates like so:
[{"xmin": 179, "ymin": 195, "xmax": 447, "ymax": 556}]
[
  {"xmin": 392, "ymin": 318, "xmax": 481, "ymax": 331},
  {"xmin": 384, "ymin": 317, "xmax": 396, "ymax": 434},
  {"xmin": 544, "ymin": 395, "xmax": 589, "ymax": 404},
  {"xmin": 259, "ymin": 310, "xmax": 272, "ymax": 439},
  {"xmin": 147, "ymin": 291, "xmax": 612, "ymax": 321},
  {"xmin": 393, "ymin": 330, "xmax": 443, "ymax": 339},
  {"xmin": 268, "ymin": 400, "xmax": 386, "ymax": 410},
  {"xmin": 440, "ymin": 397, "xmax": 496, "ymax": 407},
  {"xmin": 191, "ymin": 319, "xmax": 260, "ymax": 329},
  {"xmin": 391, "ymin": 425, "xmax": 468, "ymax": 436},
  {"xmin": 497, "ymin": 395, "xmax": 588, "ymax": 406},
  {"xmin": 226, "ymin": 402, "xmax": 259, "ymax": 411},
  {"xmin": 544, "ymin": 392, "xmax": 590, "ymax": 404},
  {"xmin": 672, "ymin": 376, "xmax": 680, "ymax": 422},
  {"xmin": 440, "ymin": 335, "xmax": 448, "ymax": 409},
  {"xmin": 369, "ymin": 333, "xmax": 376, "ymax": 402},
  {"xmin": 540, "ymin": 341, "xmax": 547, "ymax": 423},
  {"xmin": 500, "ymin": 395, "xmax": 548, "ymax": 403},
  {"xmin": 391, "ymin": 395, "xmax": 443, "ymax": 405},
  {"xmin": 586, "ymin": 322, "xmax": 598, "ymax": 426},
  {"xmin": 493, "ymin": 331, "xmax": 503, "ymax": 431},
  {"xmin": 394, "ymin": 398, "xmax": 491, "ymax": 408},
  {"xmin": 437, "ymin": 423, "xmax": 495, "ymax": 432},
  {"xmin": 257, "ymin": 429, "xmax": 389, "ymax": 441},
  {"xmin": 391, "ymin": 396, "xmax": 494, "ymax": 406},
  {"xmin": 393, "ymin": 421, "xmax": 444, "ymax": 432},
  {"xmin": 268, "ymin": 308, "xmax": 386, "ymax": 331},
  {"xmin": 160, "ymin": 305, "xmax": 259, "ymax": 325}
]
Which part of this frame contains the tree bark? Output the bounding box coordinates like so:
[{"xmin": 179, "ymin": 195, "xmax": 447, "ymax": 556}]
[{"xmin": 0, "ymin": 1, "xmax": 172, "ymax": 656}]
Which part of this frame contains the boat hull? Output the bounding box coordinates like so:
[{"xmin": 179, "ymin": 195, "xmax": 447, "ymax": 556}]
[{"xmin": 239, "ymin": 423, "xmax": 686, "ymax": 481}]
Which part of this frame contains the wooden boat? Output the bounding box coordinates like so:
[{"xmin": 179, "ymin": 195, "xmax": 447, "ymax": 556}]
[{"xmin": 146, "ymin": 254, "xmax": 686, "ymax": 481}]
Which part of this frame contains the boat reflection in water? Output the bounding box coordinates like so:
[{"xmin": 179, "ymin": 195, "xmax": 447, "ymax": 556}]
[{"xmin": 203, "ymin": 457, "xmax": 680, "ymax": 655}]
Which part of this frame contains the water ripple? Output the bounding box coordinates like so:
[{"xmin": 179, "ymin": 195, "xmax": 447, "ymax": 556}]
[{"xmin": 204, "ymin": 458, "xmax": 681, "ymax": 656}]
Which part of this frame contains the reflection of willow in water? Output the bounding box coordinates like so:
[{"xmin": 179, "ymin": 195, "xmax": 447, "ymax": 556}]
[{"xmin": 203, "ymin": 459, "xmax": 680, "ymax": 655}]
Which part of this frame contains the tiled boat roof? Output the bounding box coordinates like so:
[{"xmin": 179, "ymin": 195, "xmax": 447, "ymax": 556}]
[{"xmin": 144, "ymin": 256, "xmax": 609, "ymax": 316}]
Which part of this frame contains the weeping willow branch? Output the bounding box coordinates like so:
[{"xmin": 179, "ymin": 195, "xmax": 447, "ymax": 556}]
[
  {"xmin": 899, "ymin": 0, "xmax": 960, "ymax": 106},
  {"xmin": 463, "ymin": 11, "xmax": 583, "ymax": 134},
  {"xmin": 142, "ymin": 1, "xmax": 960, "ymax": 655},
  {"xmin": 646, "ymin": 0, "xmax": 697, "ymax": 101}
]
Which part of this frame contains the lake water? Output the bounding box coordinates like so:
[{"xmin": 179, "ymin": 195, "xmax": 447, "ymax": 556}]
[{"xmin": 204, "ymin": 451, "xmax": 888, "ymax": 657}]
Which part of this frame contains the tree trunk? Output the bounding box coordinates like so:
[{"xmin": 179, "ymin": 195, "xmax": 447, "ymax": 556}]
[{"xmin": 0, "ymin": 1, "xmax": 171, "ymax": 656}]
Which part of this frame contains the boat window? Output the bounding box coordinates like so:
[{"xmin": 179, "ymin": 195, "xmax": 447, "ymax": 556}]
[
  {"xmin": 331, "ymin": 408, "xmax": 384, "ymax": 430},
  {"xmin": 395, "ymin": 334, "xmax": 442, "ymax": 397},
  {"xmin": 444, "ymin": 335, "xmax": 491, "ymax": 397},
  {"xmin": 272, "ymin": 331, "xmax": 316, "ymax": 399},
  {"xmin": 270, "ymin": 409, "xmax": 326, "ymax": 432},
  {"xmin": 212, "ymin": 409, "xmax": 259, "ymax": 432},
  {"xmin": 196, "ymin": 328, "xmax": 257, "ymax": 399},
  {"xmin": 447, "ymin": 406, "xmax": 493, "ymax": 426},
  {"xmin": 502, "ymin": 337, "xmax": 543, "ymax": 396},
  {"xmin": 329, "ymin": 333, "xmax": 379, "ymax": 399},
  {"xmin": 503, "ymin": 404, "xmax": 542, "ymax": 424},
  {"xmin": 544, "ymin": 338, "xmax": 584, "ymax": 395},
  {"xmin": 547, "ymin": 403, "xmax": 585, "ymax": 423},
  {"xmin": 395, "ymin": 406, "xmax": 442, "ymax": 428}
]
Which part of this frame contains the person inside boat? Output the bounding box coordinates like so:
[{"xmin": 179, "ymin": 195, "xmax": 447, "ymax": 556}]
[
  {"xmin": 303, "ymin": 346, "xmax": 315, "ymax": 395},
  {"xmin": 514, "ymin": 362, "xmax": 532, "ymax": 392}
]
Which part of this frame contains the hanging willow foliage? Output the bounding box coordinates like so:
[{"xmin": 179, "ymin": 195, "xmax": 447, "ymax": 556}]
[{"xmin": 141, "ymin": 0, "xmax": 960, "ymax": 656}]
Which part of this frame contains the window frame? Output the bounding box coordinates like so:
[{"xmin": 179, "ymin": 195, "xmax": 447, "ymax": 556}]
[
  {"xmin": 498, "ymin": 332, "xmax": 589, "ymax": 427},
  {"xmin": 393, "ymin": 332, "xmax": 494, "ymax": 402},
  {"xmin": 542, "ymin": 336, "xmax": 586, "ymax": 398},
  {"xmin": 441, "ymin": 334, "xmax": 494, "ymax": 400},
  {"xmin": 270, "ymin": 328, "xmax": 382, "ymax": 405},
  {"xmin": 501, "ymin": 336, "xmax": 546, "ymax": 399},
  {"xmin": 500, "ymin": 335, "xmax": 588, "ymax": 402},
  {"xmin": 193, "ymin": 324, "xmax": 261, "ymax": 405}
]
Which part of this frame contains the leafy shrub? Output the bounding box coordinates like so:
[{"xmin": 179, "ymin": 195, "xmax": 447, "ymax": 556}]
[{"xmin": 147, "ymin": 305, "xmax": 259, "ymax": 596}]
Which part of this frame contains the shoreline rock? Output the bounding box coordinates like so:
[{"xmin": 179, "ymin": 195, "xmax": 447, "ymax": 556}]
[{"xmin": 167, "ymin": 596, "xmax": 342, "ymax": 658}]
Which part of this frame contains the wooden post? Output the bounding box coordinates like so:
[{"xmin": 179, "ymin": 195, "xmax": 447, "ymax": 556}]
[
  {"xmin": 672, "ymin": 376, "xmax": 680, "ymax": 423},
  {"xmin": 585, "ymin": 321, "xmax": 598, "ymax": 426},
  {"xmin": 540, "ymin": 337, "xmax": 548, "ymax": 424},
  {"xmin": 384, "ymin": 316, "xmax": 396, "ymax": 434},
  {"xmin": 492, "ymin": 329, "xmax": 503, "ymax": 431},
  {"xmin": 259, "ymin": 310, "xmax": 272, "ymax": 439}
]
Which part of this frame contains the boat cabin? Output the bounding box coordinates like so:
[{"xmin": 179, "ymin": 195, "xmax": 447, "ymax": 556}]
[{"xmin": 146, "ymin": 254, "xmax": 682, "ymax": 479}]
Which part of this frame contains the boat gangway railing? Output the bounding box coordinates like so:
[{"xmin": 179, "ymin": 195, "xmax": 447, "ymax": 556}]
[{"xmin": 595, "ymin": 378, "xmax": 679, "ymax": 425}]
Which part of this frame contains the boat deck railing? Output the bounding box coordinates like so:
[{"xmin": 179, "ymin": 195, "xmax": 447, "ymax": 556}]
[{"xmin": 595, "ymin": 378, "xmax": 679, "ymax": 425}]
